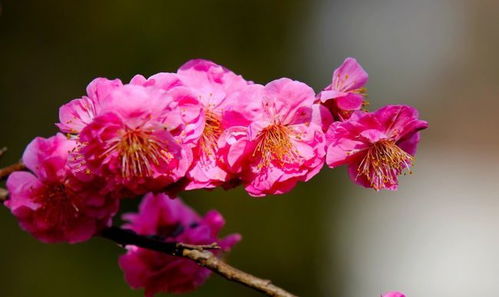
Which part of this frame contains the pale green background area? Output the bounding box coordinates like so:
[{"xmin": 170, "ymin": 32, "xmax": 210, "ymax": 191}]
[{"xmin": 3, "ymin": 0, "xmax": 499, "ymax": 297}]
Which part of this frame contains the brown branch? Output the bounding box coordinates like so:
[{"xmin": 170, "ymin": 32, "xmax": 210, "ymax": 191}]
[
  {"xmin": 182, "ymin": 249, "xmax": 296, "ymax": 297},
  {"xmin": 101, "ymin": 227, "xmax": 297, "ymax": 297},
  {"xmin": 0, "ymin": 162, "xmax": 25, "ymax": 180},
  {"xmin": 0, "ymin": 162, "xmax": 297, "ymax": 297}
]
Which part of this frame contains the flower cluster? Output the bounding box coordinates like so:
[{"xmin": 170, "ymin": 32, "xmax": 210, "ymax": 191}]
[
  {"xmin": 51, "ymin": 57, "xmax": 427, "ymax": 199},
  {"xmin": 4, "ymin": 57, "xmax": 426, "ymax": 296}
]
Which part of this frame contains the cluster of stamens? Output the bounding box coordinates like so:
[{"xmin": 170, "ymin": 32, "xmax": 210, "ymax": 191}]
[
  {"xmin": 37, "ymin": 183, "xmax": 80, "ymax": 225},
  {"xmin": 253, "ymin": 124, "xmax": 298, "ymax": 168},
  {"xmin": 111, "ymin": 128, "xmax": 173, "ymax": 179},
  {"xmin": 199, "ymin": 110, "xmax": 222, "ymax": 156},
  {"xmin": 357, "ymin": 139, "xmax": 414, "ymax": 190}
]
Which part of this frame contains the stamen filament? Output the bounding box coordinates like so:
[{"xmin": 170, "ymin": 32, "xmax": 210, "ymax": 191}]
[
  {"xmin": 200, "ymin": 110, "xmax": 222, "ymax": 156},
  {"xmin": 357, "ymin": 140, "xmax": 413, "ymax": 190},
  {"xmin": 112, "ymin": 128, "xmax": 173, "ymax": 179},
  {"xmin": 253, "ymin": 124, "xmax": 298, "ymax": 167}
]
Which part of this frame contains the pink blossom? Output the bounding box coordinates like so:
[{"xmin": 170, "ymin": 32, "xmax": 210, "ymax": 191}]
[
  {"xmin": 222, "ymin": 78, "xmax": 326, "ymax": 197},
  {"xmin": 326, "ymin": 105, "xmax": 428, "ymax": 190},
  {"xmin": 175, "ymin": 59, "xmax": 253, "ymax": 190},
  {"xmin": 57, "ymin": 77, "xmax": 123, "ymax": 134},
  {"xmin": 119, "ymin": 193, "xmax": 240, "ymax": 296},
  {"xmin": 5, "ymin": 134, "xmax": 119, "ymax": 243},
  {"xmin": 318, "ymin": 57, "xmax": 368, "ymax": 120},
  {"xmin": 381, "ymin": 292, "xmax": 406, "ymax": 297},
  {"xmin": 129, "ymin": 73, "xmax": 205, "ymax": 147},
  {"xmin": 71, "ymin": 84, "xmax": 194, "ymax": 194}
]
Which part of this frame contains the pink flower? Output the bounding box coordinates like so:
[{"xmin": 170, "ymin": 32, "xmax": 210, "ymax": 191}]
[
  {"xmin": 57, "ymin": 77, "xmax": 123, "ymax": 134},
  {"xmin": 223, "ymin": 78, "xmax": 326, "ymax": 197},
  {"xmin": 71, "ymin": 84, "xmax": 194, "ymax": 194},
  {"xmin": 119, "ymin": 192, "xmax": 241, "ymax": 296},
  {"xmin": 130, "ymin": 73, "xmax": 205, "ymax": 147},
  {"xmin": 175, "ymin": 59, "xmax": 253, "ymax": 190},
  {"xmin": 5, "ymin": 134, "xmax": 119, "ymax": 243},
  {"xmin": 326, "ymin": 105, "xmax": 428, "ymax": 190},
  {"xmin": 318, "ymin": 57, "xmax": 368, "ymax": 120},
  {"xmin": 382, "ymin": 292, "xmax": 406, "ymax": 297}
]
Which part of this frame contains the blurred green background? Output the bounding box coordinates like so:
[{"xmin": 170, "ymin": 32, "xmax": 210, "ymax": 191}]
[{"xmin": 2, "ymin": 0, "xmax": 499, "ymax": 297}]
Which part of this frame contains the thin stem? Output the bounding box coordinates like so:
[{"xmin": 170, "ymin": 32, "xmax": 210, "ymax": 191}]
[
  {"xmin": 0, "ymin": 162, "xmax": 25, "ymax": 180},
  {"xmin": 100, "ymin": 227, "xmax": 220, "ymax": 255},
  {"xmin": 101, "ymin": 227, "xmax": 297, "ymax": 297},
  {"xmin": 182, "ymin": 249, "xmax": 296, "ymax": 297}
]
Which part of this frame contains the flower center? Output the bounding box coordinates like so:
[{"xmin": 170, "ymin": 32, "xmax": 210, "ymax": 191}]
[
  {"xmin": 116, "ymin": 129, "xmax": 173, "ymax": 179},
  {"xmin": 357, "ymin": 140, "xmax": 414, "ymax": 190},
  {"xmin": 200, "ymin": 110, "xmax": 222, "ymax": 156},
  {"xmin": 36, "ymin": 183, "xmax": 80, "ymax": 225},
  {"xmin": 253, "ymin": 124, "xmax": 297, "ymax": 167}
]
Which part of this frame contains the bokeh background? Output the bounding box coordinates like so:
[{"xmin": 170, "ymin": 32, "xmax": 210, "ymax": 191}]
[{"xmin": 1, "ymin": 0, "xmax": 499, "ymax": 296}]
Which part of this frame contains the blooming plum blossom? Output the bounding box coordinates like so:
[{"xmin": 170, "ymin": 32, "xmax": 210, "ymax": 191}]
[
  {"xmin": 222, "ymin": 78, "xmax": 326, "ymax": 197},
  {"xmin": 318, "ymin": 57, "xmax": 368, "ymax": 120},
  {"xmin": 325, "ymin": 105, "xmax": 428, "ymax": 190},
  {"xmin": 5, "ymin": 134, "xmax": 119, "ymax": 243},
  {"xmin": 119, "ymin": 193, "xmax": 240, "ymax": 296},
  {"xmin": 69, "ymin": 83, "xmax": 197, "ymax": 194}
]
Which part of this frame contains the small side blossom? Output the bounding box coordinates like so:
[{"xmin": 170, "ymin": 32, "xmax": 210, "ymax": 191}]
[
  {"xmin": 5, "ymin": 134, "xmax": 119, "ymax": 243},
  {"xmin": 70, "ymin": 84, "xmax": 197, "ymax": 194},
  {"xmin": 325, "ymin": 105, "xmax": 428, "ymax": 190},
  {"xmin": 226, "ymin": 78, "xmax": 326, "ymax": 197},
  {"xmin": 381, "ymin": 292, "xmax": 406, "ymax": 297},
  {"xmin": 119, "ymin": 193, "xmax": 240, "ymax": 296},
  {"xmin": 318, "ymin": 57, "xmax": 368, "ymax": 120}
]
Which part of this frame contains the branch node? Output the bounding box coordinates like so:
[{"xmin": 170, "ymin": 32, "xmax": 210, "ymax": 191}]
[
  {"xmin": 0, "ymin": 147, "xmax": 7, "ymax": 158},
  {"xmin": 0, "ymin": 188, "xmax": 8, "ymax": 202},
  {"xmin": 176, "ymin": 242, "xmax": 220, "ymax": 251}
]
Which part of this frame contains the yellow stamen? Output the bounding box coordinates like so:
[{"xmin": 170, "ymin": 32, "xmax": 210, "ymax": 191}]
[
  {"xmin": 115, "ymin": 129, "xmax": 173, "ymax": 179},
  {"xmin": 357, "ymin": 140, "xmax": 414, "ymax": 190},
  {"xmin": 200, "ymin": 110, "xmax": 222, "ymax": 156},
  {"xmin": 253, "ymin": 124, "xmax": 298, "ymax": 167},
  {"xmin": 352, "ymin": 87, "xmax": 367, "ymax": 95}
]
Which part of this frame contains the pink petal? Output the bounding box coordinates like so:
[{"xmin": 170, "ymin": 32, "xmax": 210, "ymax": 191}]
[
  {"xmin": 335, "ymin": 93, "xmax": 365, "ymax": 111},
  {"xmin": 5, "ymin": 171, "xmax": 42, "ymax": 211},
  {"xmin": 332, "ymin": 57, "xmax": 368, "ymax": 92},
  {"xmin": 263, "ymin": 78, "xmax": 316, "ymax": 125}
]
